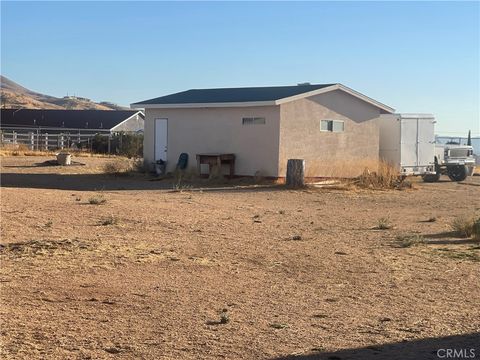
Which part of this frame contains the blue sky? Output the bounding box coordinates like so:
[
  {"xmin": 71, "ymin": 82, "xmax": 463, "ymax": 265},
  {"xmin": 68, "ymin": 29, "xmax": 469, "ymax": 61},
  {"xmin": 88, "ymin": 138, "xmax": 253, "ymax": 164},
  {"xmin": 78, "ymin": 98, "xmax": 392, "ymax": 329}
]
[{"xmin": 1, "ymin": 1, "xmax": 479, "ymax": 135}]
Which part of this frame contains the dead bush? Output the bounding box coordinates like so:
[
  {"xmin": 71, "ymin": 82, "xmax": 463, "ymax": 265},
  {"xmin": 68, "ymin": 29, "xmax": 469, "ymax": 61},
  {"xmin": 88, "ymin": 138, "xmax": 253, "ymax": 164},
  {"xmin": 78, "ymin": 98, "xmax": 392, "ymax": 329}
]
[
  {"xmin": 451, "ymin": 216, "xmax": 480, "ymax": 239},
  {"xmin": 99, "ymin": 215, "xmax": 118, "ymax": 226},
  {"xmin": 474, "ymin": 218, "xmax": 480, "ymax": 241},
  {"xmin": 375, "ymin": 217, "xmax": 392, "ymax": 230},
  {"xmin": 0, "ymin": 143, "xmax": 32, "ymax": 156},
  {"xmin": 396, "ymin": 234, "xmax": 425, "ymax": 248},
  {"xmin": 103, "ymin": 159, "xmax": 133, "ymax": 176},
  {"xmin": 305, "ymin": 158, "xmax": 381, "ymax": 178},
  {"xmin": 132, "ymin": 158, "xmax": 146, "ymax": 173},
  {"xmin": 88, "ymin": 195, "xmax": 107, "ymax": 205},
  {"xmin": 219, "ymin": 309, "xmax": 229, "ymax": 324},
  {"xmin": 355, "ymin": 162, "xmax": 410, "ymax": 190},
  {"xmin": 356, "ymin": 162, "xmax": 397, "ymax": 188}
]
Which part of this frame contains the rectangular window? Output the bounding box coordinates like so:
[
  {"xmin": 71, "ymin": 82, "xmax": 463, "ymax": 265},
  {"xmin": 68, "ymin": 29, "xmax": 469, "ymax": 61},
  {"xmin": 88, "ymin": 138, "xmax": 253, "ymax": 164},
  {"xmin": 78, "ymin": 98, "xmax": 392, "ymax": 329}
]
[
  {"xmin": 321, "ymin": 120, "xmax": 344, "ymax": 132},
  {"xmin": 242, "ymin": 117, "xmax": 266, "ymax": 125},
  {"xmin": 320, "ymin": 120, "xmax": 331, "ymax": 131}
]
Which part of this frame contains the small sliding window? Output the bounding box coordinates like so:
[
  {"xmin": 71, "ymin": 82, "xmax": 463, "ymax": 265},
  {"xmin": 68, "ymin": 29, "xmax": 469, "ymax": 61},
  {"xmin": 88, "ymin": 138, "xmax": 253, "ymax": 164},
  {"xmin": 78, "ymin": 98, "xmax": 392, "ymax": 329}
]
[
  {"xmin": 242, "ymin": 117, "xmax": 266, "ymax": 125},
  {"xmin": 320, "ymin": 120, "xmax": 344, "ymax": 132}
]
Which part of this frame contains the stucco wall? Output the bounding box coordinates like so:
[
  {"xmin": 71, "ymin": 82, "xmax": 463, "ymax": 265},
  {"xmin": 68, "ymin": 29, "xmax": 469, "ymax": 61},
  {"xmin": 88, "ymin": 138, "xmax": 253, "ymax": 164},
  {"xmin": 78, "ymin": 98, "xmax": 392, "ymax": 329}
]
[
  {"xmin": 279, "ymin": 90, "xmax": 383, "ymax": 177},
  {"xmin": 143, "ymin": 106, "xmax": 280, "ymax": 176}
]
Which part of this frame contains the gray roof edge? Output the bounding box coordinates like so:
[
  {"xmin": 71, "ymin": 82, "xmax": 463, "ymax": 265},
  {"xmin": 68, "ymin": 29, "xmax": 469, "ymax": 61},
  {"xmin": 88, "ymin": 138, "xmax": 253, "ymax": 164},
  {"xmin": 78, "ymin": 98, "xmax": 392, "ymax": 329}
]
[{"xmin": 130, "ymin": 84, "xmax": 337, "ymax": 106}]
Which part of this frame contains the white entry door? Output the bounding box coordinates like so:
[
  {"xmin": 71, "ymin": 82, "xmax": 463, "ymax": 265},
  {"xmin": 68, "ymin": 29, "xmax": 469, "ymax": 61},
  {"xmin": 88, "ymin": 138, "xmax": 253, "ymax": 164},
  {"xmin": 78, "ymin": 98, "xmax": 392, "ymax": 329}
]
[{"xmin": 154, "ymin": 118, "xmax": 168, "ymax": 161}]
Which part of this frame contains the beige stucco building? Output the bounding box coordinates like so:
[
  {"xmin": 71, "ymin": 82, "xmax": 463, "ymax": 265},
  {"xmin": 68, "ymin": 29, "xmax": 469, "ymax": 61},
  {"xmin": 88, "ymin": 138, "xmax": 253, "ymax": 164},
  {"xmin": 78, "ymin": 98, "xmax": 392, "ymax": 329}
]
[{"xmin": 132, "ymin": 84, "xmax": 394, "ymax": 178}]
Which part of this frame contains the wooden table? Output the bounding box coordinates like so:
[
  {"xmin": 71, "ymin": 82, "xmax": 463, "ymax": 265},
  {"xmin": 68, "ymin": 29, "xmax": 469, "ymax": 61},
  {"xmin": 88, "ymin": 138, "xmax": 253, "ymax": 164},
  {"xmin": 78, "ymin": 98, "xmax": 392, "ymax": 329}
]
[{"xmin": 196, "ymin": 153, "xmax": 235, "ymax": 177}]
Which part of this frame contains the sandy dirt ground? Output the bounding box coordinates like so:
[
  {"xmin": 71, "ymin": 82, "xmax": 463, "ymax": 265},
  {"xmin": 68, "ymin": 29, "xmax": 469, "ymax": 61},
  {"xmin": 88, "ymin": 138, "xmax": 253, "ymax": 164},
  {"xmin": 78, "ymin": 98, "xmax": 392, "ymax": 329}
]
[{"xmin": 1, "ymin": 156, "xmax": 479, "ymax": 360}]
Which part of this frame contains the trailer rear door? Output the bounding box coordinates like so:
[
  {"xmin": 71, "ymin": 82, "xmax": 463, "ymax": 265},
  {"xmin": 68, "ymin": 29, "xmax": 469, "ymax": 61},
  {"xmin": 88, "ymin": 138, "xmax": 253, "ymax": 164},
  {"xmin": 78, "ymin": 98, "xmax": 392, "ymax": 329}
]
[
  {"xmin": 400, "ymin": 118, "xmax": 418, "ymax": 168},
  {"xmin": 416, "ymin": 118, "xmax": 435, "ymax": 167},
  {"xmin": 400, "ymin": 116, "xmax": 435, "ymax": 173}
]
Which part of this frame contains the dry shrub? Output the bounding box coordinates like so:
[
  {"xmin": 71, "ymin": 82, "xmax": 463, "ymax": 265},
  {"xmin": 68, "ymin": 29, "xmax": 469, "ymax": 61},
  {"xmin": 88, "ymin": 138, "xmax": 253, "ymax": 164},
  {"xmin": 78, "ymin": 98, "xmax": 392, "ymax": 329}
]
[
  {"xmin": 0, "ymin": 144, "xmax": 54, "ymax": 157},
  {"xmin": 302, "ymin": 158, "xmax": 412, "ymax": 190},
  {"xmin": 375, "ymin": 217, "xmax": 392, "ymax": 230},
  {"xmin": 304, "ymin": 158, "xmax": 383, "ymax": 178},
  {"xmin": 451, "ymin": 216, "xmax": 480, "ymax": 239},
  {"xmin": 281, "ymin": 155, "xmax": 424, "ymax": 192},
  {"xmin": 397, "ymin": 234, "xmax": 425, "ymax": 248},
  {"xmin": 355, "ymin": 162, "xmax": 412, "ymax": 190},
  {"xmin": 0, "ymin": 144, "xmax": 115, "ymax": 158},
  {"xmin": 356, "ymin": 161, "xmax": 397, "ymax": 188},
  {"xmin": 103, "ymin": 159, "xmax": 135, "ymax": 176},
  {"xmin": 132, "ymin": 158, "xmax": 146, "ymax": 173},
  {"xmin": 88, "ymin": 195, "xmax": 107, "ymax": 205},
  {"xmin": 173, "ymin": 168, "xmax": 199, "ymax": 183},
  {"xmin": 99, "ymin": 215, "xmax": 118, "ymax": 226}
]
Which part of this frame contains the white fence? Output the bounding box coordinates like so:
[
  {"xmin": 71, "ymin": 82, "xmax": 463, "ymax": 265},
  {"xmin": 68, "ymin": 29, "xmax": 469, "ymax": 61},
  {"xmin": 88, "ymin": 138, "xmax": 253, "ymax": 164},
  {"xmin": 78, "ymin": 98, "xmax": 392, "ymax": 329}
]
[{"xmin": 0, "ymin": 129, "xmax": 110, "ymax": 151}]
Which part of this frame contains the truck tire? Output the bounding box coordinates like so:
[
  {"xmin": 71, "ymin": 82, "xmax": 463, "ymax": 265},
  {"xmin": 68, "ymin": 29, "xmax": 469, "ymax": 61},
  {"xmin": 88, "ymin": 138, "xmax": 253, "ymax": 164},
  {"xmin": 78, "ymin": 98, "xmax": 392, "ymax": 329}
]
[{"xmin": 447, "ymin": 165, "xmax": 468, "ymax": 182}]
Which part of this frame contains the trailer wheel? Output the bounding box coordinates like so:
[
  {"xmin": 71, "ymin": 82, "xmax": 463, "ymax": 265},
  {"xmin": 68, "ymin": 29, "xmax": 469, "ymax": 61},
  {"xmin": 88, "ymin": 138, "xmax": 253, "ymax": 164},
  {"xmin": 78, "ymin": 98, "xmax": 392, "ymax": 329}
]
[
  {"xmin": 422, "ymin": 173, "xmax": 440, "ymax": 182},
  {"xmin": 447, "ymin": 165, "xmax": 468, "ymax": 182},
  {"xmin": 422, "ymin": 160, "xmax": 441, "ymax": 182}
]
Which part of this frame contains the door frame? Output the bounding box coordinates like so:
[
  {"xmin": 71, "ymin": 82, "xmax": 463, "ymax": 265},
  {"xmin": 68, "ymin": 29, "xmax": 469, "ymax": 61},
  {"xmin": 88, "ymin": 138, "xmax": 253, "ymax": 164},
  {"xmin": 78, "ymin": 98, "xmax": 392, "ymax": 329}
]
[{"xmin": 154, "ymin": 118, "xmax": 168, "ymax": 162}]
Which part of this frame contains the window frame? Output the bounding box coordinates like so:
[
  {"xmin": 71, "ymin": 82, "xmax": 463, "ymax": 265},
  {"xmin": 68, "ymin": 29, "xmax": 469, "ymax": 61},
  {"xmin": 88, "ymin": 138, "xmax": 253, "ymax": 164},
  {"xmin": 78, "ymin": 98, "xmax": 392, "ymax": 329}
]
[
  {"xmin": 242, "ymin": 117, "xmax": 266, "ymax": 125},
  {"xmin": 320, "ymin": 119, "xmax": 345, "ymax": 133}
]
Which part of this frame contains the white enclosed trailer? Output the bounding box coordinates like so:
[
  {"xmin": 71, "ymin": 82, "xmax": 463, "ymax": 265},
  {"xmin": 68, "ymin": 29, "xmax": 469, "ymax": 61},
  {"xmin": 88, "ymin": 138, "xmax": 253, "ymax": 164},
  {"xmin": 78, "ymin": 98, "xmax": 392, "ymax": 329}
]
[{"xmin": 379, "ymin": 114, "xmax": 436, "ymax": 176}]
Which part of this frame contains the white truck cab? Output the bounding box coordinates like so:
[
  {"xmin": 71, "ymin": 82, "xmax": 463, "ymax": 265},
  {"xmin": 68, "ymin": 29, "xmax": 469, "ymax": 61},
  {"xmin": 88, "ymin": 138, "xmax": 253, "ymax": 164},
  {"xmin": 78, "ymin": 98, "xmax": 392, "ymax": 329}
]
[{"xmin": 430, "ymin": 144, "xmax": 476, "ymax": 181}]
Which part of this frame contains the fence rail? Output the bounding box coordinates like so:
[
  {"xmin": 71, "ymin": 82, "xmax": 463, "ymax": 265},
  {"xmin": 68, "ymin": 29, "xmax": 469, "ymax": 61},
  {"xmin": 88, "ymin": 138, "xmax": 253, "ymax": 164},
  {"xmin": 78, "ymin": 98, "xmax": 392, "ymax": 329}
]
[
  {"xmin": 0, "ymin": 129, "xmax": 143, "ymax": 157},
  {"xmin": 1, "ymin": 130, "xmax": 111, "ymax": 152}
]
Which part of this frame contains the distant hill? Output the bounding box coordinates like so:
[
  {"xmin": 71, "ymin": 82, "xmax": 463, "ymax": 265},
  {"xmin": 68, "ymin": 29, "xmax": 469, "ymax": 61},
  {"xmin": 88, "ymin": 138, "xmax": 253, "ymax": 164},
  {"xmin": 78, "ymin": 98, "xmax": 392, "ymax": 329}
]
[{"xmin": 0, "ymin": 75, "xmax": 127, "ymax": 110}]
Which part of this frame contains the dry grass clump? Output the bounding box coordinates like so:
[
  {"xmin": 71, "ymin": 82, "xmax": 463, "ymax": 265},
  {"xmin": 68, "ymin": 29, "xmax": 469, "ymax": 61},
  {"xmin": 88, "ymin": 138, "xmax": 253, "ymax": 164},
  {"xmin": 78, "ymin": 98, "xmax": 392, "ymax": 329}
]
[
  {"xmin": 0, "ymin": 144, "xmax": 56, "ymax": 157},
  {"xmin": 375, "ymin": 217, "xmax": 392, "ymax": 230},
  {"xmin": 304, "ymin": 158, "xmax": 382, "ymax": 178},
  {"xmin": 396, "ymin": 234, "xmax": 426, "ymax": 248},
  {"xmin": 132, "ymin": 158, "xmax": 146, "ymax": 173},
  {"xmin": 301, "ymin": 159, "xmax": 412, "ymax": 190},
  {"xmin": 355, "ymin": 163, "xmax": 412, "ymax": 190},
  {"xmin": 219, "ymin": 309, "xmax": 229, "ymax": 324},
  {"xmin": 88, "ymin": 195, "xmax": 107, "ymax": 205},
  {"xmin": 435, "ymin": 248, "xmax": 480, "ymax": 262},
  {"xmin": 451, "ymin": 216, "xmax": 480, "ymax": 240},
  {"xmin": 1, "ymin": 238, "xmax": 92, "ymax": 257},
  {"xmin": 99, "ymin": 215, "xmax": 118, "ymax": 226},
  {"xmin": 356, "ymin": 162, "xmax": 397, "ymax": 189},
  {"xmin": 0, "ymin": 144, "xmax": 115, "ymax": 158},
  {"xmin": 103, "ymin": 159, "xmax": 134, "ymax": 176},
  {"xmin": 270, "ymin": 323, "xmax": 289, "ymax": 329},
  {"xmin": 103, "ymin": 158, "xmax": 145, "ymax": 176}
]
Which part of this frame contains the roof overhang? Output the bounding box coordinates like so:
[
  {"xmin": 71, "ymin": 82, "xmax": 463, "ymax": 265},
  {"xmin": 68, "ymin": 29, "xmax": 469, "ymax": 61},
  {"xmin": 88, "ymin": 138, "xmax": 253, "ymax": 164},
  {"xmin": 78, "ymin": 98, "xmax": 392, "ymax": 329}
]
[
  {"xmin": 274, "ymin": 84, "xmax": 394, "ymax": 113},
  {"xmin": 392, "ymin": 113, "xmax": 435, "ymax": 119},
  {"xmin": 131, "ymin": 100, "xmax": 276, "ymax": 109},
  {"xmin": 130, "ymin": 84, "xmax": 395, "ymax": 113}
]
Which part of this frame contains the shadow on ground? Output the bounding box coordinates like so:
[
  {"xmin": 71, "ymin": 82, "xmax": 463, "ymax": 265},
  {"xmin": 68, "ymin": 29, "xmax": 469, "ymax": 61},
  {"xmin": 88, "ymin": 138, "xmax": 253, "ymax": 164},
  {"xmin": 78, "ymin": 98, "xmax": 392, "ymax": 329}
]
[
  {"xmin": 0, "ymin": 172, "xmax": 285, "ymax": 192},
  {"xmin": 424, "ymin": 231, "xmax": 479, "ymax": 245},
  {"xmin": 271, "ymin": 333, "xmax": 479, "ymax": 360}
]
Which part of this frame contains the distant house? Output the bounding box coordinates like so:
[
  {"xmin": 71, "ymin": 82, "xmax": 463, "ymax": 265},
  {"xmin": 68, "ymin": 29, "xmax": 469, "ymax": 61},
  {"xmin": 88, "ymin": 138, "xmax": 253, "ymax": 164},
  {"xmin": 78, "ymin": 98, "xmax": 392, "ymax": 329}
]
[
  {"xmin": 131, "ymin": 84, "xmax": 394, "ymax": 177},
  {"xmin": 0, "ymin": 109, "xmax": 144, "ymax": 134}
]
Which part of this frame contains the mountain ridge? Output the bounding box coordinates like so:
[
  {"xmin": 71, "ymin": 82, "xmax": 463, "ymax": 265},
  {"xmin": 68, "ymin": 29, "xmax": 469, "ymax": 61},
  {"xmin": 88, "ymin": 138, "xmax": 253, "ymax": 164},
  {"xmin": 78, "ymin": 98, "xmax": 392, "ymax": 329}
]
[{"xmin": 0, "ymin": 75, "xmax": 127, "ymax": 110}]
